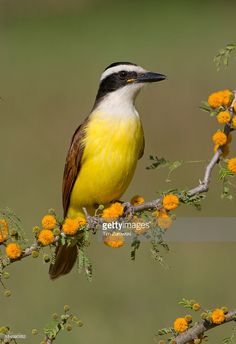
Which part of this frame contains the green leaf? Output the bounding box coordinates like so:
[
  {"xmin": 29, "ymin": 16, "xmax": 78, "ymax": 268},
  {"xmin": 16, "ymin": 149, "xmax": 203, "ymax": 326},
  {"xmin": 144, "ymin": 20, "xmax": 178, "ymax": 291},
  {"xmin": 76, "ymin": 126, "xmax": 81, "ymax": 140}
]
[
  {"xmin": 199, "ymin": 101, "xmax": 211, "ymax": 112},
  {"xmin": 219, "ymin": 167, "xmax": 234, "ymax": 181},
  {"xmin": 214, "ymin": 43, "xmax": 236, "ymax": 71},
  {"xmin": 146, "ymin": 156, "xmax": 169, "ymax": 170}
]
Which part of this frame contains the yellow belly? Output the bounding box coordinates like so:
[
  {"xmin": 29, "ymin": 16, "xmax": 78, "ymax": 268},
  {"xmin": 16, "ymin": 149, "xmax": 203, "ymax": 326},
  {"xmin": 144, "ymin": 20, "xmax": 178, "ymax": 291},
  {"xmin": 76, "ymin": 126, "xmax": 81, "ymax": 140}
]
[{"xmin": 67, "ymin": 111, "xmax": 144, "ymax": 218}]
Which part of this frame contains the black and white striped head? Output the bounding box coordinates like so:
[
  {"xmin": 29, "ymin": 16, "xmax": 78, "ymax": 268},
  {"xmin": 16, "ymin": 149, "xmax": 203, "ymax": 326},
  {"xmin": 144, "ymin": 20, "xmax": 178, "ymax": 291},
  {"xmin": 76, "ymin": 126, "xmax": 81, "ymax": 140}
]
[{"xmin": 94, "ymin": 62, "xmax": 166, "ymax": 109}]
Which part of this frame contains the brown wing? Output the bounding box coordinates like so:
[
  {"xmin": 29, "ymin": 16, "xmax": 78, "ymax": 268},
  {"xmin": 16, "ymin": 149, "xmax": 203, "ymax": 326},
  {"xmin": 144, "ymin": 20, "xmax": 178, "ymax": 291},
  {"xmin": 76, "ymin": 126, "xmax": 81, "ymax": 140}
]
[{"xmin": 62, "ymin": 118, "xmax": 89, "ymax": 217}]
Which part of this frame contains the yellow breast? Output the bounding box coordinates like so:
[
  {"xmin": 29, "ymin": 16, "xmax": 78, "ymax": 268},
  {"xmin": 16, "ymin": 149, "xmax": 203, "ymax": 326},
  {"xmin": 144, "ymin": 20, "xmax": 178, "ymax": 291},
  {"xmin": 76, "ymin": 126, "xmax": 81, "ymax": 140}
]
[{"xmin": 68, "ymin": 111, "xmax": 144, "ymax": 218}]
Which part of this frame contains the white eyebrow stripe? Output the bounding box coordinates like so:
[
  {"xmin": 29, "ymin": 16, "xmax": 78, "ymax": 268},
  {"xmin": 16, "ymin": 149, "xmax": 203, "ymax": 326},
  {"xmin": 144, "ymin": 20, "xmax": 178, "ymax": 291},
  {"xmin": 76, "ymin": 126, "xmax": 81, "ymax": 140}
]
[{"xmin": 100, "ymin": 65, "xmax": 146, "ymax": 81}]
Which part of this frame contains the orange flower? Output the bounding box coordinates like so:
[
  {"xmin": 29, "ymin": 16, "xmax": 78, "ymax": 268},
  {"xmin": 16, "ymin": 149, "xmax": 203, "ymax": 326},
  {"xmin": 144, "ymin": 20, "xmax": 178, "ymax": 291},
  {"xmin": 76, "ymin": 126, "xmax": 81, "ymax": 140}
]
[
  {"xmin": 232, "ymin": 116, "xmax": 236, "ymax": 128},
  {"xmin": 208, "ymin": 90, "xmax": 233, "ymax": 108},
  {"xmin": 154, "ymin": 210, "xmax": 172, "ymax": 229},
  {"xmin": 5, "ymin": 243, "xmax": 22, "ymax": 260},
  {"xmin": 173, "ymin": 317, "xmax": 188, "ymax": 333},
  {"xmin": 132, "ymin": 216, "xmax": 149, "ymax": 235},
  {"xmin": 163, "ymin": 194, "xmax": 179, "ymax": 211},
  {"xmin": 103, "ymin": 232, "xmax": 125, "ymax": 248},
  {"xmin": 38, "ymin": 229, "xmax": 54, "ymax": 246},
  {"xmin": 227, "ymin": 157, "xmax": 236, "ymax": 173},
  {"xmin": 42, "ymin": 214, "xmax": 57, "ymax": 230},
  {"xmin": 216, "ymin": 111, "xmax": 231, "ymax": 124},
  {"xmin": 212, "ymin": 131, "xmax": 227, "ymax": 146},
  {"xmin": 211, "ymin": 308, "xmax": 225, "ymax": 324},
  {"xmin": 0, "ymin": 219, "xmax": 8, "ymax": 243},
  {"xmin": 157, "ymin": 215, "xmax": 172, "ymax": 230},
  {"xmin": 233, "ymin": 103, "xmax": 236, "ymax": 112},
  {"xmin": 208, "ymin": 91, "xmax": 223, "ymax": 108},
  {"xmin": 130, "ymin": 195, "xmax": 145, "ymax": 206},
  {"xmin": 222, "ymin": 89, "xmax": 233, "ymax": 107},
  {"xmin": 102, "ymin": 202, "xmax": 124, "ymax": 221},
  {"xmin": 62, "ymin": 216, "xmax": 86, "ymax": 235}
]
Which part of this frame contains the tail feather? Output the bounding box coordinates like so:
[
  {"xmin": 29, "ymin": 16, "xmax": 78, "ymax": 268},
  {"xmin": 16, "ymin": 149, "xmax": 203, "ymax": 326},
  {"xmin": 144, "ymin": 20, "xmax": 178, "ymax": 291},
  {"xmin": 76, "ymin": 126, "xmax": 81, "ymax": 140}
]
[{"xmin": 49, "ymin": 245, "xmax": 78, "ymax": 280}]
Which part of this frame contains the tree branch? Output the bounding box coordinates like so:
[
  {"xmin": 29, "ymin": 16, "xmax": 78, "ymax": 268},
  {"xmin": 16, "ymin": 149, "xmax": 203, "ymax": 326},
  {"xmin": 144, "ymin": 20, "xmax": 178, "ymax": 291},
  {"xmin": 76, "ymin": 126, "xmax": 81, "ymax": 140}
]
[{"xmin": 175, "ymin": 309, "xmax": 236, "ymax": 344}]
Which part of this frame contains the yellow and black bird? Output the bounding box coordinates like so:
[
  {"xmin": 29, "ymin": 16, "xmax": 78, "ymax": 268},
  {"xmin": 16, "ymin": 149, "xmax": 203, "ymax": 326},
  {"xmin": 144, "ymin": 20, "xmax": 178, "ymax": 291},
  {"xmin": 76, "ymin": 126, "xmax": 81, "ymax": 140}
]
[{"xmin": 49, "ymin": 62, "xmax": 166, "ymax": 279}]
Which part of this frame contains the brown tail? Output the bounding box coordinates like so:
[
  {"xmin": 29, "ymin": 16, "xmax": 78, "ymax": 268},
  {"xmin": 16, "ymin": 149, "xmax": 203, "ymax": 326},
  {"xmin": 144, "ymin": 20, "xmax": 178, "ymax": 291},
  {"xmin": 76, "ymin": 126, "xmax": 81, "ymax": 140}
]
[{"xmin": 49, "ymin": 245, "xmax": 78, "ymax": 280}]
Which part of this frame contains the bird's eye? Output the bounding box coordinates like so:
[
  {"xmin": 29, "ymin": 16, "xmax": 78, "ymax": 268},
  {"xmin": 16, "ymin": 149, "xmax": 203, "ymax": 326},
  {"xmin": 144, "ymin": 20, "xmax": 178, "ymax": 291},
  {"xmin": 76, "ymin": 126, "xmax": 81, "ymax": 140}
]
[{"xmin": 118, "ymin": 71, "xmax": 128, "ymax": 79}]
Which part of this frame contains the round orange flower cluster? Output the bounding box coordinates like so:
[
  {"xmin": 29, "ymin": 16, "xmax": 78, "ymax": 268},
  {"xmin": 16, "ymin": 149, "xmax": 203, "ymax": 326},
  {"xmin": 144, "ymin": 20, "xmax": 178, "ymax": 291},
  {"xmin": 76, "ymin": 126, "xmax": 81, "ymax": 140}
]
[
  {"xmin": 208, "ymin": 89, "xmax": 233, "ymax": 108},
  {"xmin": 154, "ymin": 210, "xmax": 173, "ymax": 230},
  {"xmin": 0, "ymin": 219, "xmax": 23, "ymax": 260},
  {"xmin": 208, "ymin": 90, "xmax": 236, "ymax": 162},
  {"xmin": 130, "ymin": 195, "xmax": 145, "ymax": 206},
  {"xmin": 37, "ymin": 214, "xmax": 58, "ymax": 246},
  {"xmin": 102, "ymin": 202, "xmax": 124, "ymax": 221},
  {"xmin": 41, "ymin": 214, "xmax": 57, "ymax": 230},
  {"xmin": 153, "ymin": 194, "xmax": 179, "ymax": 231},
  {"xmin": 163, "ymin": 194, "xmax": 179, "ymax": 210},
  {"xmin": 5, "ymin": 242, "xmax": 22, "ymax": 260},
  {"xmin": 227, "ymin": 157, "xmax": 236, "ymax": 173},
  {"xmin": 103, "ymin": 232, "xmax": 125, "ymax": 248},
  {"xmin": 211, "ymin": 308, "xmax": 225, "ymax": 324},
  {"xmin": 173, "ymin": 317, "xmax": 189, "ymax": 333},
  {"xmin": 0, "ymin": 219, "xmax": 9, "ymax": 243},
  {"xmin": 62, "ymin": 216, "xmax": 86, "ymax": 235},
  {"xmin": 101, "ymin": 202, "xmax": 125, "ymax": 248},
  {"xmin": 216, "ymin": 110, "xmax": 231, "ymax": 124},
  {"xmin": 38, "ymin": 229, "xmax": 54, "ymax": 246}
]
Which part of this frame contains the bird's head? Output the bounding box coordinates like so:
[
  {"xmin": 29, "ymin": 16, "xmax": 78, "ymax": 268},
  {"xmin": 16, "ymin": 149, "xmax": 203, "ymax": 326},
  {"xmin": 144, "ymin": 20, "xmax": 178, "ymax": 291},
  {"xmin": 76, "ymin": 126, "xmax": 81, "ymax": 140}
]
[{"xmin": 94, "ymin": 62, "xmax": 166, "ymax": 110}]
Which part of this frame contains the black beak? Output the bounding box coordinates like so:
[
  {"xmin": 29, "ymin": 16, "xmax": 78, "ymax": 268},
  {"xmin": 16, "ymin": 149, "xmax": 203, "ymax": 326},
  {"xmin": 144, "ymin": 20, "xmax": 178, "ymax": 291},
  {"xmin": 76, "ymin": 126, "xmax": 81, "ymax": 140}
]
[{"xmin": 137, "ymin": 71, "xmax": 166, "ymax": 83}]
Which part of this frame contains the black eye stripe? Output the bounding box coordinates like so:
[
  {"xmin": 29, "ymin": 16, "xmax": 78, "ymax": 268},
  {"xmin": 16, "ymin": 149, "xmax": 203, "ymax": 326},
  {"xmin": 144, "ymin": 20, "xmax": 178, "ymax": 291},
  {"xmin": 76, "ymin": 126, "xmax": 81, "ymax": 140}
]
[
  {"xmin": 94, "ymin": 71, "xmax": 139, "ymax": 108},
  {"xmin": 118, "ymin": 71, "xmax": 128, "ymax": 79},
  {"xmin": 117, "ymin": 71, "xmax": 138, "ymax": 79}
]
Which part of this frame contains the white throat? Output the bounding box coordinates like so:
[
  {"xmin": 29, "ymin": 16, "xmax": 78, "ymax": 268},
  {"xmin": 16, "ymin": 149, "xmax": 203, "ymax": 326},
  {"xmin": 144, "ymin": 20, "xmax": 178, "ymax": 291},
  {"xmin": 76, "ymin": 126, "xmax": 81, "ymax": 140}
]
[{"xmin": 95, "ymin": 83, "xmax": 142, "ymax": 117}]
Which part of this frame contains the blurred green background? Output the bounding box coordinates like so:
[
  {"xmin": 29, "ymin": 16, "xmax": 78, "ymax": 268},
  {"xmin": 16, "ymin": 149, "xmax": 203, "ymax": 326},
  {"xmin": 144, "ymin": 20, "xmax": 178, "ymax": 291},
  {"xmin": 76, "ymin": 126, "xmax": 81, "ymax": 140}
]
[{"xmin": 1, "ymin": 0, "xmax": 236, "ymax": 343}]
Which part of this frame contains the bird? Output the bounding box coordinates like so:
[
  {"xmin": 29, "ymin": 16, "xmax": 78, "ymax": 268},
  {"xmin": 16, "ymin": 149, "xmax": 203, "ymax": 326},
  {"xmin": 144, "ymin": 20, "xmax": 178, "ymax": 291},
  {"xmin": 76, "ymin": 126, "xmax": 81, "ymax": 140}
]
[{"xmin": 49, "ymin": 62, "xmax": 166, "ymax": 279}]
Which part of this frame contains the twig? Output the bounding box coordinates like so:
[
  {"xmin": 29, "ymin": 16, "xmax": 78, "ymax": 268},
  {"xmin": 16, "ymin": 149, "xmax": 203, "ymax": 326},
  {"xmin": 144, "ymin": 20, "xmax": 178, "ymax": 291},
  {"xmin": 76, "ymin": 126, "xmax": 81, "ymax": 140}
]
[
  {"xmin": 44, "ymin": 315, "xmax": 70, "ymax": 344},
  {"xmin": 175, "ymin": 309, "xmax": 236, "ymax": 344}
]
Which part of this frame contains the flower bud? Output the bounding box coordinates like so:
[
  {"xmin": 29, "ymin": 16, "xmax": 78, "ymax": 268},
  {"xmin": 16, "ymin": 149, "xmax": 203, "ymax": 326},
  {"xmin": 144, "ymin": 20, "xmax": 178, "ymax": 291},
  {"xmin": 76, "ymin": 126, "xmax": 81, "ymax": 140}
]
[
  {"xmin": 200, "ymin": 312, "xmax": 208, "ymax": 320},
  {"xmin": 52, "ymin": 313, "xmax": 59, "ymax": 320},
  {"xmin": 53, "ymin": 228, "xmax": 61, "ymax": 236},
  {"xmin": 3, "ymin": 271, "xmax": 10, "ymax": 279},
  {"xmin": 192, "ymin": 303, "xmax": 201, "ymax": 311},
  {"xmin": 32, "ymin": 226, "xmax": 40, "ymax": 234},
  {"xmin": 194, "ymin": 339, "xmax": 202, "ymax": 344},
  {"xmin": 64, "ymin": 305, "xmax": 70, "ymax": 312},
  {"xmin": 31, "ymin": 250, "xmax": 39, "ymax": 258},
  {"xmin": 66, "ymin": 324, "xmax": 72, "ymax": 331},
  {"xmin": 77, "ymin": 321, "xmax": 83, "ymax": 327},
  {"xmin": 4, "ymin": 290, "xmax": 11, "ymax": 297},
  {"xmin": 43, "ymin": 254, "xmax": 50, "ymax": 263}
]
